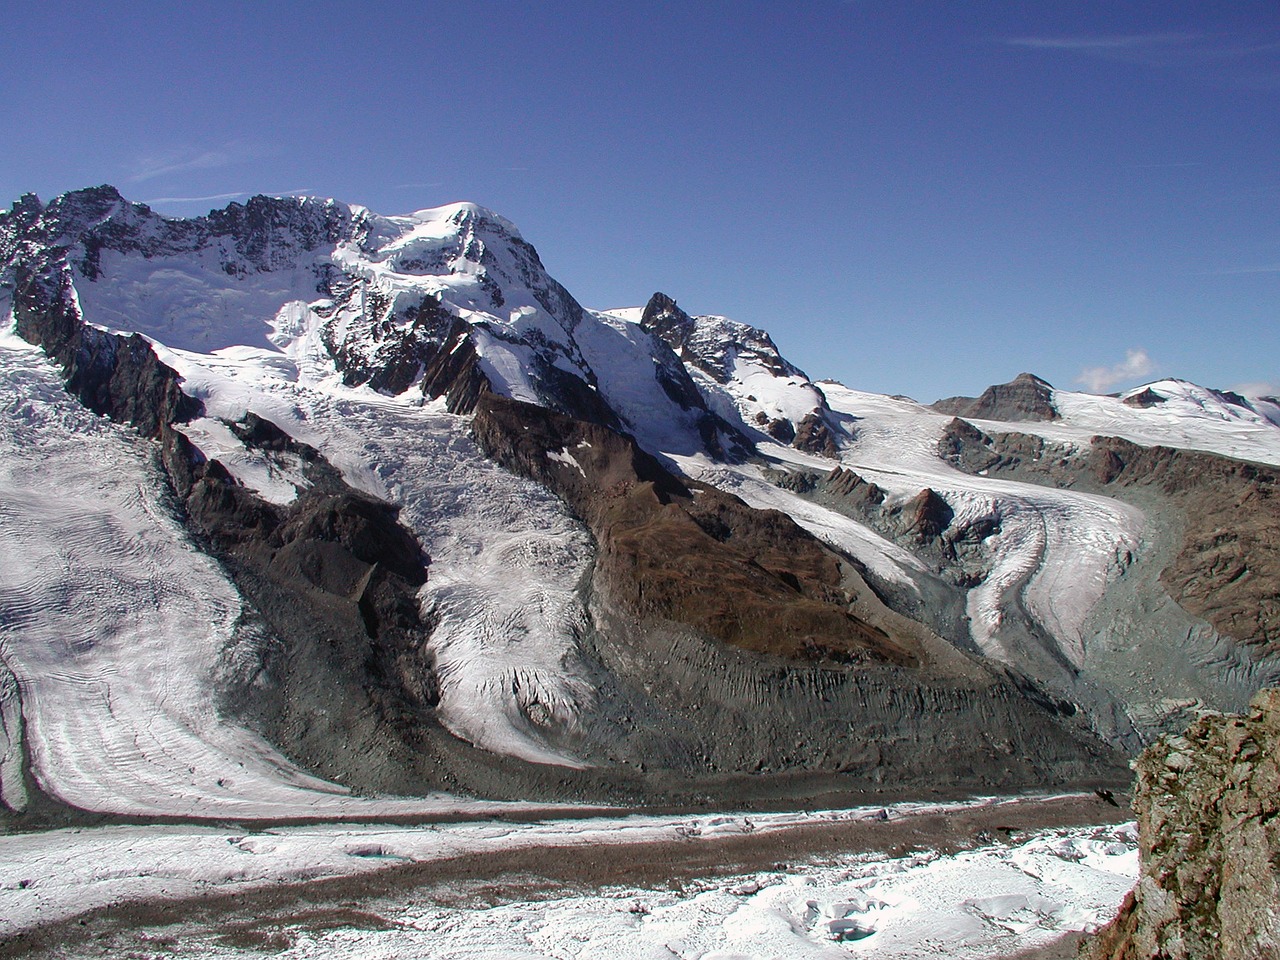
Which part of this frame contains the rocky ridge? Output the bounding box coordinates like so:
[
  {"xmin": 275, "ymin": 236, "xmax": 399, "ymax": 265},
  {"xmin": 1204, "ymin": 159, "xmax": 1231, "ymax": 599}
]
[{"xmin": 1083, "ymin": 688, "xmax": 1280, "ymax": 960}]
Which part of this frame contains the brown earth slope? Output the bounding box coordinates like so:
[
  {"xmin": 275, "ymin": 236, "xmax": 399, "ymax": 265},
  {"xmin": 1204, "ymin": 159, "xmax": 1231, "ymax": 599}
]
[{"xmin": 472, "ymin": 392, "xmax": 918, "ymax": 666}]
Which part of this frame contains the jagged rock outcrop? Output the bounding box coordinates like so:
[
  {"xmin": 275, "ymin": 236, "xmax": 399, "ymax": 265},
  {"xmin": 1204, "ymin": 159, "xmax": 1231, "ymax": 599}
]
[
  {"xmin": 893, "ymin": 487, "xmax": 955, "ymax": 543},
  {"xmin": 1124, "ymin": 387, "xmax": 1167, "ymax": 409},
  {"xmin": 933, "ymin": 372, "xmax": 1060, "ymax": 421},
  {"xmin": 793, "ymin": 411, "xmax": 840, "ymax": 457},
  {"xmin": 639, "ymin": 291, "xmax": 843, "ymax": 456},
  {"xmin": 825, "ymin": 465, "xmax": 888, "ymax": 508},
  {"xmin": 1082, "ymin": 688, "xmax": 1280, "ymax": 960},
  {"xmin": 939, "ymin": 416, "xmax": 1055, "ymax": 475}
]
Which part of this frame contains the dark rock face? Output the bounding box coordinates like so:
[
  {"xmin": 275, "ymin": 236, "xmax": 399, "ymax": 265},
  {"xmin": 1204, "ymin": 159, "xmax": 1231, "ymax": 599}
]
[
  {"xmin": 11, "ymin": 268, "xmax": 199, "ymax": 437},
  {"xmin": 825, "ymin": 465, "xmax": 887, "ymax": 507},
  {"xmin": 639, "ymin": 292, "xmax": 696, "ymax": 354},
  {"xmin": 1082, "ymin": 688, "xmax": 1280, "ymax": 960},
  {"xmin": 639, "ymin": 291, "xmax": 798, "ymax": 386},
  {"xmin": 324, "ymin": 298, "xmax": 492, "ymax": 413},
  {"xmin": 472, "ymin": 393, "xmax": 914, "ymax": 666},
  {"xmin": 639, "ymin": 291, "xmax": 844, "ymax": 457},
  {"xmin": 932, "ymin": 372, "xmax": 1060, "ymax": 422},
  {"xmin": 165, "ymin": 421, "xmax": 440, "ymax": 724},
  {"xmin": 793, "ymin": 411, "xmax": 840, "ymax": 457},
  {"xmin": 938, "ymin": 417, "xmax": 1058, "ymax": 476},
  {"xmin": 895, "ymin": 488, "xmax": 954, "ymax": 543},
  {"xmin": 1123, "ymin": 387, "xmax": 1167, "ymax": 409}
]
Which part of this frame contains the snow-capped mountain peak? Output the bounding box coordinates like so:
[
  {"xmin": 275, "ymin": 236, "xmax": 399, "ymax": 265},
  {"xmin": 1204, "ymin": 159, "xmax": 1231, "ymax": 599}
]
[{"xmin": 5, "ymin": 185, "xmax": 1280, "ymax": 828}]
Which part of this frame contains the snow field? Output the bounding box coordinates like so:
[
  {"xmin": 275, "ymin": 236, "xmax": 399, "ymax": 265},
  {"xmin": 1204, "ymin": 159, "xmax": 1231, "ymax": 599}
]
[
  {"xmin": 75, "ymin": 245, "xmax": 331, "ymax": 354},
  {"xmin": 0, "ymin": 796, "xmax": 1135, "ymax": 955},
  {"xmin": 1011, "ymin": 380, "xmax": 1280, "ymax": 468}
]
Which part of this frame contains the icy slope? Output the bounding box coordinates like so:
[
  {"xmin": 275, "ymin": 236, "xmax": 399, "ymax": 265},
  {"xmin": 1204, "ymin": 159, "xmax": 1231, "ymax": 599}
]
[
  {"xmin": 0, "ymin": 328, "xmax": 464, "ymax": 818},
  {"xmin": 154, "ymin": 314, "xmax": 599, "ymax": 768}
]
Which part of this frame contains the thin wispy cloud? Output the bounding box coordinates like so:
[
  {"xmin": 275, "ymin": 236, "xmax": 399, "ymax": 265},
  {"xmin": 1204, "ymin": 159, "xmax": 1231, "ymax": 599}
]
[
  {"xmin": 139, "ymin": 191, "xmax": 250, "ymax": 205},
  {"xmin": 129, "ymin": 141, "xmax": 265, "ymax": 183},
  {"xmin": 1207, "ymin": 264, "xmax": 1280, "ymax": 275},
  {"xmin": 1078, "ymin": 349, "xmax": 1156, "ymax": 393},
  {"xmin": 1003, "ymin": 32, "xmax": 1200, "ymax": 53},
  {"xmin": 395, "ymin": 182, "xmax": 445, "ymax": 190},
  {"xmin": 140, "ymin": 187, "xmax": 315, "ymax": 208},
  {"xmin": 999, "ymin": 30, "xmax": 1280, "ymax": 69}
]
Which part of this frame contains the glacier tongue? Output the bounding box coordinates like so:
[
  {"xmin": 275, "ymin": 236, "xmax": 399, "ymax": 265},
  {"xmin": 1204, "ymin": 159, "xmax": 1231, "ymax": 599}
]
[{"xmin": 817, "ymin": 383, "xmax": 1144, "ymax": 672}]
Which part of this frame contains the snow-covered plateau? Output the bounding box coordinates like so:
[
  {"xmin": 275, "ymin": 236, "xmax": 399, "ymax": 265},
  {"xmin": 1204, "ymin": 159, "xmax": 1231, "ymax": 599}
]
[{"xmin": 2, "ymin": 185, "xmax": 1279, "ymax": 956}]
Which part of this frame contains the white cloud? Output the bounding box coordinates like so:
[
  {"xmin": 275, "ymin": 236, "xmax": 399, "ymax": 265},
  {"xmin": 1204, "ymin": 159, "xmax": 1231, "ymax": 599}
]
[
  {"xmin": 1232, "ymin": 381, "xmax": 1280, "ymax": 398},
  {"xmin": 138, "ymin": 191, "xmax": 249, "ymax": 205},
  {"xmin": 1003, "ymin": 32, "xmax": 1198, "ymax": 52},
  {"xmin": 129, "ymin": 141, "xmax": 265, "ymax": 183},
  {"xmin": 1077, "ymin": 349, "xmax": 1156, "ymax": 393}
]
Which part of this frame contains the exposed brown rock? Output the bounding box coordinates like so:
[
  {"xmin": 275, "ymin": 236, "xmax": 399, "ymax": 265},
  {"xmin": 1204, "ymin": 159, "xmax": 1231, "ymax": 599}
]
[
  {"xmin": 894, "ymin": 488, "xmax": 955, "ymax": 543},
  {"xmin": 1081, "ymin": 688, "xmax": 1280, "ymax": 960},
  {"xmin": 825, "ymin": 466, "xmax": 887, "ymax": 507},
  {"xmin": 471, "ymin": 393, "xmax": 918, "ymax": 666},
  {"xmin": 793, "ymin": 411, "xmax": 840, "ymax": 457},
  {"xmin": 1123, "ymin": 387, "xmax": 1166, "ymax": 409}
]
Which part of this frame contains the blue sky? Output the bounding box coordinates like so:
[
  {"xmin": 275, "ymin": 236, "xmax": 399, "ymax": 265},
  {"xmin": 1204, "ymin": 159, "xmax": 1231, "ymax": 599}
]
[{"xmin": 2, "ymin": 1, "xmax": 1277, "ymax": 401}]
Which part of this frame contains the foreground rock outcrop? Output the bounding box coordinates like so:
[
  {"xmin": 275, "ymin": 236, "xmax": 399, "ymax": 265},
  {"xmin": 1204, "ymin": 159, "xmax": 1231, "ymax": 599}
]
[{"xmin": 1083, "ymin": 688, "xmax": 1280, "ymax": 960}]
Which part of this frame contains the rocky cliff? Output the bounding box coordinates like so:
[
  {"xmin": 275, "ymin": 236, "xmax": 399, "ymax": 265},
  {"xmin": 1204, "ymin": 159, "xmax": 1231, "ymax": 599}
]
[{"xmin": 1082, "ymin": 688, "xmax": 1280, "ymax": 960}]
